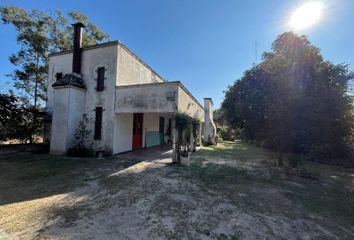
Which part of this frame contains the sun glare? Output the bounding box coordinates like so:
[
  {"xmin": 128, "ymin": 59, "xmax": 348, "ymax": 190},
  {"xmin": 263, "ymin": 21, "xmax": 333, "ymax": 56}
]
[{"xmin": 289, "ymin": 2, "xmax": 323, "ymax": 30}]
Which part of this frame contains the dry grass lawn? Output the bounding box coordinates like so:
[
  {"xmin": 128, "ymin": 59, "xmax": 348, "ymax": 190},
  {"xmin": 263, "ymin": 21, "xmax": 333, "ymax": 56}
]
[{"xmin": 0, "ymin": 141, "xmax": 353, "ymax": 239}]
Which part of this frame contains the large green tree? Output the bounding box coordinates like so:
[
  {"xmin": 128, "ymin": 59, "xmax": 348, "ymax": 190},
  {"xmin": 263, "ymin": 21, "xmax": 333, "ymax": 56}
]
[
  {"xmin": 0, "ymin": 6, "xmax": 110, "ymax": 108},
  {"xmin": 0, "ymin": 93, "xmax": 38, "ymax": 143},
  {"xmin": 0, "ymin": 93, "xmax": 21, "ymax": 143},
  {"xmin": 222, "ymin": 32, "xmax": 354, "ymax": 165}
]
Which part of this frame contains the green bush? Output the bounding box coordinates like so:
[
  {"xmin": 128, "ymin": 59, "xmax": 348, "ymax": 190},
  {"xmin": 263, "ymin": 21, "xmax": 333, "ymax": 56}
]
[
  {"xmin": 67, "ymin": 114, "xmax": 93, "ymax": 157},
  {"xmin": 216, "ymin": 125, "xmax": 235, "ymax": 141}
]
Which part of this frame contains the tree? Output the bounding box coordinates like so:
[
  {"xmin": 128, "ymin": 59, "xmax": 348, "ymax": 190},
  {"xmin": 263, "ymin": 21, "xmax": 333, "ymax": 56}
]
[
  {"xmin": 0, "ymin": 93, "xmax": 21, "ymax": 143},
  {"xmin": 213, "ymin": 109, "xmax": 225, "ymax": 126},
  {"xmin": 173, "ymin": 112, "xmax": 200, "ymax": 164},
  {"xmin": 213, "ymin": 109, "xmax": 235, "ymax": 141},
  {"xmin": 0, "ymin": 93, "xmax": 40, "ymax": 144},
  {"xmin": 222, "ymin": 32, "xmax": 354, "ymax": 166},
  {"xmin": 0, "ymin": 5, "xmax": 110, "ymax": 108},
  {"xmin": 67, "ymin": 114, "xmax": 93, "ymax": 157},
  {"xmin": 73, "ymin": 114, "xmax": 92, "ymax": 149}
]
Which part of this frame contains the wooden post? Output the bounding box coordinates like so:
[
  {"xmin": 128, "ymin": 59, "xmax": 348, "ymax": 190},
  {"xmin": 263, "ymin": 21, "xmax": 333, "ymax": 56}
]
[
  {"xmin": 190, "ymin": 124, "xmax": 195, "ymax": 152},
  {"xmin": 172, "ymin": 118, "xmax": 177, "ymax": 163},
  {"xmin": 198, "ymin": 122, "xmax": 202, "ymax": 146}
]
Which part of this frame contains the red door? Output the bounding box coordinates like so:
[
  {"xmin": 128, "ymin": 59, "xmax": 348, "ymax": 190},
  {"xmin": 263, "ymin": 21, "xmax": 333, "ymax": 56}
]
[{"xmin": 132, "ymin": 113, "xmax": 143, "ymax": 149}]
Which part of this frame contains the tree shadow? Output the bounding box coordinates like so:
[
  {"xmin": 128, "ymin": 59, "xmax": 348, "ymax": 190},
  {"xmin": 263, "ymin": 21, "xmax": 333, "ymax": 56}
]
[{"xmin": 0, "ymin": 145, "xmax": 171, "ymax": 206}]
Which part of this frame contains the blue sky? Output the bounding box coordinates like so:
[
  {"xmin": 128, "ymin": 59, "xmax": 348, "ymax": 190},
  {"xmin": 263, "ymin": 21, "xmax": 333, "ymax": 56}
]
[{"xmin": 0, "ymin": 0, "xmax": 353, "ymax": 107}]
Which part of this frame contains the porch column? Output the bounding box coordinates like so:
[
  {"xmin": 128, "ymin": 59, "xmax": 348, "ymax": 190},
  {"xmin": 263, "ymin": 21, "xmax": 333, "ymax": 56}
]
[
  {"xmin": 172, "ymin": 118, "xmax": 178, "ymax": 162},
  {"xmin": 198, "ymin": 122, "xmax": 202, "ymax": 146},
  {"xmin": 190, "ymin": 124, "xmax": 195, "ymax": 152}
]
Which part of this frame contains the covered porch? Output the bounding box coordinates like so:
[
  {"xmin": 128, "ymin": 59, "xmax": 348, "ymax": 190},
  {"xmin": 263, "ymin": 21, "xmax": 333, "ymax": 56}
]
[
  {"xmin": 113, "ymin": 81, "xmax": 205, "ymax": 157},
  {"xmin": 112, "ymin": 112, "xmax": 173, "ymax": 154}
]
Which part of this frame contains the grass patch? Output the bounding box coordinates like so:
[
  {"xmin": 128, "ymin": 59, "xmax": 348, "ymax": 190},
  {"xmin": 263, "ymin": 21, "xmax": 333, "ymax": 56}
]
[
  {"xmin": 0, "ymin": 152, "xmax": 116, "ymax": 205},
  {"xmin": 189, "ymin": 141, "xmax": 354, "ymax": 231},
  {"xmin": 280, "ymin": 169, "xmax": 354, "ymax": 226},
  {"xmin": 184, "ymin": 159, "xmax": 248, "ymax": 183},
  {"xmin": 1, "ymin": 142, "xmax": 353, "ymax": 239},
  {"xmin": 194, "ymin": 140, "xmax": 277, "ymax": 162}
]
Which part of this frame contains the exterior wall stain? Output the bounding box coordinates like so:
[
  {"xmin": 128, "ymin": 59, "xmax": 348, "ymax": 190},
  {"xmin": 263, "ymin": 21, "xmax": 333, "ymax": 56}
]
[{"xmin": 47, "ymin": 40, "xmax": 214, "ymax": 155}]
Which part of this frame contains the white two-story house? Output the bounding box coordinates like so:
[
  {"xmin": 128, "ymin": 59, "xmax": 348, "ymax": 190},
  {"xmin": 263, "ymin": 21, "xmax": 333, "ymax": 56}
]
[{"xmin": 46, "ymin": 23, "xmax": 216, "ymax": 156}]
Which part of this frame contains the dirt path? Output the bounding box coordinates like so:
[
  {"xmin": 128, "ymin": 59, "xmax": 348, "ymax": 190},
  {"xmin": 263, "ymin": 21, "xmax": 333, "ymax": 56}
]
[{"xmin": 1, "ymin": 142, "xmax": 353, "ymax": 239}]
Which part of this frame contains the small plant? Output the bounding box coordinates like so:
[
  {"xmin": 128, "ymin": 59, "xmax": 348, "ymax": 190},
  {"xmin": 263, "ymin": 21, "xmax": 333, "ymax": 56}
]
[
  {"xmin": 173, "ymin": 112, "xmax": 201, "ymax": 163},
  {"xmin": 67, "ymin": 114, "xmax": 93, "ymax": 157},
  {"xmin": 175, "ymin": 112, "xmax": 190, "ymax": 131}
]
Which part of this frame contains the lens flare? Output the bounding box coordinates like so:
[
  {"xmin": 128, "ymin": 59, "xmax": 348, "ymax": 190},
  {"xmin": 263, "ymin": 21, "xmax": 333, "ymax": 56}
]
[{"xmin": 289, "ymin": 2, "xmax": 322, "ymax": 30}]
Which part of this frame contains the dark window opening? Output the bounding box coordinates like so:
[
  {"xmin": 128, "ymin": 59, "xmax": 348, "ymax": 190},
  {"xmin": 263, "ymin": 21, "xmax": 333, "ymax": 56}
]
[
  {"xmin": 94, "ymin": 107, "xmax": 103, "ymax": 140},
  {"xmin": 55, "ymin": 72, "xmax": 63, "ymax": 81},
  {"xmin": 167, "ymin": 119, "xmax": 172, "ymax": 136},
  {"xmin": 97, "ymin": 67, "xmax": 105, "ymax": 91}
]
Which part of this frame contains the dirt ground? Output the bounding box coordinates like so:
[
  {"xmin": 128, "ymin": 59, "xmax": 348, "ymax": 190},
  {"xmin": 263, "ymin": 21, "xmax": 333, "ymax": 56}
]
[{"xmin": 0, "ymin": 141, "xmax": 353, "ymax": 240}]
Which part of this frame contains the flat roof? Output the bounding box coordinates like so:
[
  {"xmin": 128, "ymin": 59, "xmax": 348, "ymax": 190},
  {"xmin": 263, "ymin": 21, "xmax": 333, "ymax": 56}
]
[
  {"xmin": 50, "ymin": 40, "xmax": 207, "ymax": 109},
  {"xmin": 49, "ymin": 40, "xmax": 166, "ymax": 82}
]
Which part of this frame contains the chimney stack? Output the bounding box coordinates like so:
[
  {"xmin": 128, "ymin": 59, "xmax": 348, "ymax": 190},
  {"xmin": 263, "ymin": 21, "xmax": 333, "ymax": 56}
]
[{"xmin": 72, "ymin": 22, "xmax": 85, "ymax": 75}]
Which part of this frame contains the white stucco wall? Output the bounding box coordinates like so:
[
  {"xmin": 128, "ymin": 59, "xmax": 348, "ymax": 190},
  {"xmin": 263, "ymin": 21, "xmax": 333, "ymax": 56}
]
[
  {"xmin": 142, "ymin": 113, "xmax": 159, "ymax": 147},
  {"xmin": 117, "ymin": 44, "xmax": 164, "ymax": 86},
  {"xmin": 50, "ymin": 87, "xmax": 85, "ymax": 154},
  {"xmin": 47, "ymin": 53, "xmax": 73, "ymax": 113},
  {"xmin": 112, "ymin": 112, "xmax": 171, "ymax": 154},
  {"xmin": 115, "ymin": 83, "xmax": 178, "ymax": 113},
  {"xmin": 177, "ymin": 85, "xmax": 204, "ymax": 120},
  {"xmin": 48, "ymin": 43, "xmax": 119, "ymax": 154},
  {"xmin": 47, "ymin": 40, "xmax": 204, "ymax": 155},
  {"xmin": 113, "ymin": 113, "xmax": 133, "ymax": 154},
  {"xmin": 50, "ymin": 88, "xmax": 69, "ymax": 154},
  {"xmin": 203, "ymin": 98, "xmax": 217, "ymax": 144},
  {"xmin": 81, "ymin": 44, "xmax": 118, "ymax": 154}
]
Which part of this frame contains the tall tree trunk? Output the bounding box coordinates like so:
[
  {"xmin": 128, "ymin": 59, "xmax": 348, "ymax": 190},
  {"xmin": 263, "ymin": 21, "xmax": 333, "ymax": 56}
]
[
  {"xmin": 31, "ymin": 56, "xmax": 40, "ymax": 144},
  {"xmin": 34, "ymin": 56, "xmax": 39, "ymax": 109},
  {"xmin": 34, "ymin": 80, "xmax": 38, "ymax": 109}
]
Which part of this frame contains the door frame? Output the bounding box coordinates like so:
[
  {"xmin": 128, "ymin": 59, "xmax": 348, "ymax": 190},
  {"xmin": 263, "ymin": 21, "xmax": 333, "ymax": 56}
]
[
  {"xmin": 132, "ymin": 113, "xmax": 143, "ymax": 150},
  {"xmin": 159, "ymin": 116, "xmax": 165, "ymax": 144}
]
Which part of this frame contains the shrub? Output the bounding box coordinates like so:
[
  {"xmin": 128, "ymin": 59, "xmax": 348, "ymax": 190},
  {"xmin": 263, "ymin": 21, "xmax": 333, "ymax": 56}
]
[
  {"xmin": 67, "ymin": 114, "xmax": 93, "ymax": 157},
  {"xmin": 216, "ymin": 125, "xmax": 235, "ymax": 141},
  {"xmin": 173, "ymin": 112, "xmax": 201, "ymax": 163}
]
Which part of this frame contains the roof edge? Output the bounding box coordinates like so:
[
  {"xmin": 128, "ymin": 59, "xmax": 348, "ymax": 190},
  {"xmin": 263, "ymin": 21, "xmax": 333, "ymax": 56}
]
[
  {"xmin": 203, "ymin": 97, "xmax": 214, "ymax": 105},
  {"xmin": 115, "ymin": 81, "xmax": 203, "ymax": 109},
  {"xmin": 48, "ymin": 40, "xmax": 166, "ymax": 82},
  {"xmin": 49, "ymin": 41, "xmax": 119, "ymax": 57}
]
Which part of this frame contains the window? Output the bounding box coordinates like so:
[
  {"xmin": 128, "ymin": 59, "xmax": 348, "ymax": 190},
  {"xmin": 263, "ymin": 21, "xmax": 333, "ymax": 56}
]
[
  {"xmin": 94, "ymin": 107, "xmax": 103, "ymax": 140},
  {"xmin": 55, "ymin": 72, "xmax": 63, "ymax": 81},
  {"xmin": 97, "ymin": 67, "xmax": 105, "ymax": 91}
]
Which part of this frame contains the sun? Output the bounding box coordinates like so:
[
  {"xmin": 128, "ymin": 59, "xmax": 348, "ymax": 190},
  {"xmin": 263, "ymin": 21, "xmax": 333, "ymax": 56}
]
[{"xmin": 289, "ymin": 1, "xmax": 323, "ymax": 30}]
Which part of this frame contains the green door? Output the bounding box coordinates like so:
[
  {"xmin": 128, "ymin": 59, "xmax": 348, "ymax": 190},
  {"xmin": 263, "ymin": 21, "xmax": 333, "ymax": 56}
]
[{"xmin": 159, "ymin": 117, "xmax": 165, "ymax": 144}]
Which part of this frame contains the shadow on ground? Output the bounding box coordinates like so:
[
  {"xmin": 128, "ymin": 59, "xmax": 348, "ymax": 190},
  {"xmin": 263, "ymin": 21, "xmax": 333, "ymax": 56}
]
[
  {"xmin": 1, "ymin": 142, "xmax": 354, "ymax": 240},
  {"xmin": 0, "ymin": 145, "xmax": 172, "ymax": 206}
]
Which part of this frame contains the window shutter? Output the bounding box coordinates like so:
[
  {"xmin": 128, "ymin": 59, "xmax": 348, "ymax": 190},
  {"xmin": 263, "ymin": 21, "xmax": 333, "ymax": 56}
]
[
  {"xmin": 97, "ymin": 67, "xmax": 105, "ymax": 91},
  {"xmin": 94, "ymin": 107, "xmax": 103, "ymax": 140}
]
